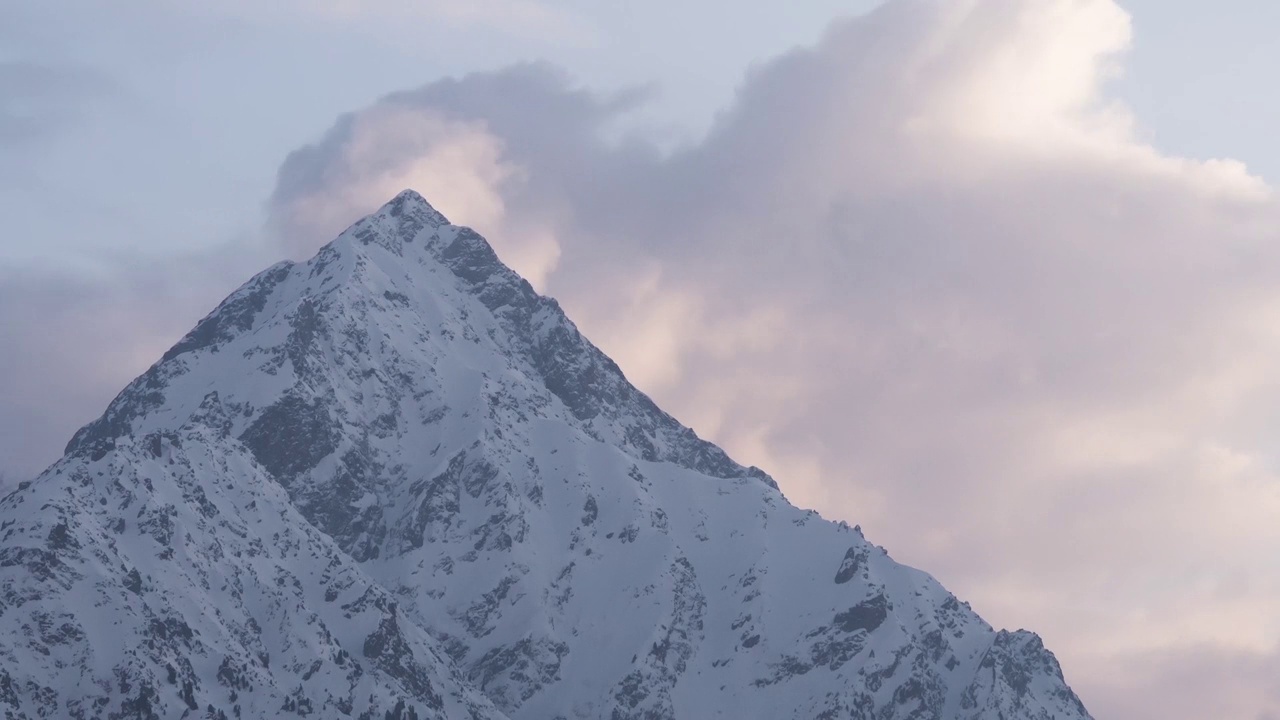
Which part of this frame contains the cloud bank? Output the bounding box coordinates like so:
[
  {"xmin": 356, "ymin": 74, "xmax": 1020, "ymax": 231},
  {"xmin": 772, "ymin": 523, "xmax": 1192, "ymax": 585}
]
[
  {"xmin": 5, "ymin": 1, "xmax": 1280, "ymax": 717},
  {"xmin": 266, "ymin": 1, "xmax": 1280, "ymax": 717}
]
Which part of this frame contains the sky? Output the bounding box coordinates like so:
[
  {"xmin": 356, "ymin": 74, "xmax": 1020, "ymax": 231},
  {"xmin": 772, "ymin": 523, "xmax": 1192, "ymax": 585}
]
[{"xmin": 3, "ymin": 1, "xmax": 1280, "ymax": 717}]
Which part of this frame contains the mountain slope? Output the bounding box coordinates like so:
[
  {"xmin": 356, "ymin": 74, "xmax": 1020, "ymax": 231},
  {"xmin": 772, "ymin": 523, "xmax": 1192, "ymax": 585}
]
[{"xmin": 0, "ymin": 190, "xmax": 1093, "ymax": 719}]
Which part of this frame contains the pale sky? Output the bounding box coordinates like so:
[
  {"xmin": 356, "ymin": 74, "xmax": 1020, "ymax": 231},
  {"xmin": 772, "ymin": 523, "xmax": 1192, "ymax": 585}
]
[
  {"xmin": 4, "ymin": 0, "xmax": 1278, "ymax": 268},
  {"xmin": 4, "ymin": 2, "xmax": 1280, "ymax": 719}
]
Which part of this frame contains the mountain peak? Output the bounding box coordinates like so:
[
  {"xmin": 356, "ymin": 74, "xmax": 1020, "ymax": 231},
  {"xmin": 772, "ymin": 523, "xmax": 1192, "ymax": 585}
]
[
  {"xmin": 381, "ymin": 187, "xmax": 450, "ymax": 226},
  {"xmin": 7, "ymin": 191, "xmax": 1094, "ymax": 720},
  {"xmin": 329, "ymin": 187, "xmax": 452, "ymax": 260},
  {"xmin": 66, "ymin": 192, "xmax": 775, "ymax": 492}
]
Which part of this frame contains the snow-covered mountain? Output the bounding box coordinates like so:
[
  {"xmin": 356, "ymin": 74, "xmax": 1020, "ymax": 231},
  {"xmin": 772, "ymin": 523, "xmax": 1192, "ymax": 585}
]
[{"xmin": 0, "ymin": 190, "xmax": 1094, "ymax": 719}]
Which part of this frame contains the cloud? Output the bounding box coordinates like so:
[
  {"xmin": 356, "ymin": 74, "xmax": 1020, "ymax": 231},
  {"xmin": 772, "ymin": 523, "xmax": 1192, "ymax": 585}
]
[
  {"xmin": 269, "ymin": 62, "xmax": 652, "ymax": 289},
  {"xmin": 260, "ymin": 1, "xmax": 1280, "ymax": 717},
  {"xmin": 270, "ymin": 104, "xmax": 564, "ymax": 287},
  {"xmin": 1084, "ymin": 643, "xmax": 1280, "ymax": 720}
]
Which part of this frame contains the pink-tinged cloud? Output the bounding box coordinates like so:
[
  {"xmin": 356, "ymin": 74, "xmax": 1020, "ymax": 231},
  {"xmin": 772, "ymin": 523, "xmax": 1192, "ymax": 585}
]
[{"xmin": 264, "ymin": 2, "xmax": 1280, "ymax": 717}]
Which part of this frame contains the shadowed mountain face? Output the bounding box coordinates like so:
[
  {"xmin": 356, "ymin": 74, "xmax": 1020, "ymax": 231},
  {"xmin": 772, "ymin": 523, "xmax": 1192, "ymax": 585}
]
[{"xmin": 0, "ymin": 190, "xmax": 1093, "ymax": 720}]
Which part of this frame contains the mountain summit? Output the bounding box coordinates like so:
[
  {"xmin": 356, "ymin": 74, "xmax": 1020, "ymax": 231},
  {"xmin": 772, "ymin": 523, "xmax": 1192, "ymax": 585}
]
[{"xmin": 0, "ymin": 191, "xmax": 1093, "ymax": 719}]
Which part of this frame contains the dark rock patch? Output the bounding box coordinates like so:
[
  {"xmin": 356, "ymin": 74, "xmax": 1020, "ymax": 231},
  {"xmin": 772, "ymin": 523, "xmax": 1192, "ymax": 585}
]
[
  {"xmin": 834, "ymin": 546, "xmax": 863, "ymax": 585},
  {"xmin": 834, "ymin": 595, "xmax": 889, "ymax": 635},
  {"xmin": 239, "ymin": 393, "xmax": 339, "ymax": 481}
]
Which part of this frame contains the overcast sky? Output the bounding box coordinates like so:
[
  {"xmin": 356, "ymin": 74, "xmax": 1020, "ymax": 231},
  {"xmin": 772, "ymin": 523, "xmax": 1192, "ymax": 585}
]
[{"xmin": 4, "ymin": 2, "xmax": 1280, "ymax": 718}]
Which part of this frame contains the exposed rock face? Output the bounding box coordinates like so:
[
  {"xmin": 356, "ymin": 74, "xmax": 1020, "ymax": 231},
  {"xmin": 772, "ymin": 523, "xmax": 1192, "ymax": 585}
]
[{"xmin": 0, "ymin": 190, "xmax": 1093, "ymax": 719}]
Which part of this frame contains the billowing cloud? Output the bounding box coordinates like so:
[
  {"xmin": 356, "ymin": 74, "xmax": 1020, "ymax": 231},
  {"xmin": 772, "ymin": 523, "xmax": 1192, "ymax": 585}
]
[
  {"xmin": 262, "ymin": 1, "xmax": 1280, "ymax": 717},
  {"xmin": 269, "ymin": 62, "xmax": 653, "ymax": 289}
]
